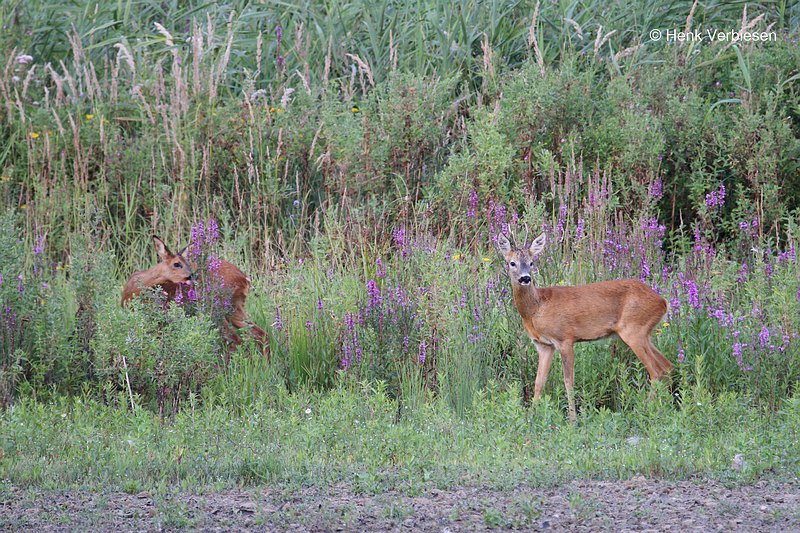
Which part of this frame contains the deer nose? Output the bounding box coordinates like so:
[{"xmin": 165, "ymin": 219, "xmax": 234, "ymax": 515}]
[{"xmin": 518, "ymin": 275, "xmax": 531, "ymax": 285}]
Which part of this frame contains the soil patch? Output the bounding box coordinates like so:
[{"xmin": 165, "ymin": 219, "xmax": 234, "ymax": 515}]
[{"xmin": 2, "ymin": 477, "xmax": 799, "ymax": 531}]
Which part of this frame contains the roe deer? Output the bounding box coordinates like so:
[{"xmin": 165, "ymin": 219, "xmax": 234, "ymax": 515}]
[
  {"xmin": 496, "ymin": 233, "xmax": 671, "ymax": 421},
  {"xmin": 121, "ymin": 236, "xmax": 269, "ymax": 356}
]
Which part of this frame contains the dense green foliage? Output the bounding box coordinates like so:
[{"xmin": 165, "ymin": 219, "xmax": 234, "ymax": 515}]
[{"xmin": 0, "ymin": 1, "xmax": 799, "ymax": 491}]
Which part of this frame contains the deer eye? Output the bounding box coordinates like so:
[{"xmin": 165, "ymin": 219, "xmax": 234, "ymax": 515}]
[
  {"xmin": 530, "ymin": 262, "xmax": 534, "ymax": 267},
  {"xmin": 173, "ymin": 262, "xmax": 182, "ymax": 268},
  {"xmin": 509, "ymin": 261, "xmax": 516, "ymax": 267}
]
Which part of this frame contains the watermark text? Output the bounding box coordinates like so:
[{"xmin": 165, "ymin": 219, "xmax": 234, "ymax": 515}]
[{"xmin": 649, "ymin": 28, "xmax": 777, "ymax": 43}]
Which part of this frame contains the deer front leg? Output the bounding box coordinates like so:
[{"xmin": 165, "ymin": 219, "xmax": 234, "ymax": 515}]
[
  {"xmin": 532, "ymin": 341, "xmax": 555, "ymax": 402},
  {"xmin": 559, "ymin": 340, "xmax": 577, "ymax": 422}
]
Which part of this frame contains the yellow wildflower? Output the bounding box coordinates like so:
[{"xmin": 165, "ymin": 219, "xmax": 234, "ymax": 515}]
[
  {"xmin": 482, "ymin": 257, "xmax": 491, "ymax": 262},
  {"xmin": 269, "ymin": 107, "xmax": 276, "ymax": 113},
  {"xmin": 663, "ymin": 321, "xmax": 670, "ymax": 327},
  {"xmin": 351, "ymin": 106, "xmax": 360, "ymax": 113},
  {"xmin": 85, "ymin": 114, "xmax": 94, "ymax": 120},
  {"xmin": 453, "ymin": 254, "xmax": 461, "ymax": 260},
  {"xmin": 20, "ymin": 204, "xmax": 27, "ymax": 209},
  {"xmin": 30, "ymin": 132, "xmax": 39, "ymax": 139},
  {"xmin": 0, "ymin": 176, "xmax": 10, "ymax": 182}
]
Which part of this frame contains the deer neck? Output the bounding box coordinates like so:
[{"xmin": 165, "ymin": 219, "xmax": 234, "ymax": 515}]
[{"xmin": 511, "ymin": 283, "xmax": 541, "ymax": 317}]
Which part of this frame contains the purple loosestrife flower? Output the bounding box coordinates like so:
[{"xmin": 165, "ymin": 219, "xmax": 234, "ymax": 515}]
[
  {"xmin": 34, "ymin": 235, "xmax": 44, "ymax": 255},
  {"xmin": 640, "ymin": 256, "xmax": 650, "ymax": 282},
  {"xmin": 366, "ymin": 279, "xmax": 382, "ymax": 310},
  {"xmin": 418, "ymin": 340, "xmax": 427, "ymax": 364},
  {"xmin": 190, "ymin": 222, "xmax": 205, "ymax": 260},
  {"xmin": 649, "ymin": 177, "xmax": 663, "ymax": 200},
  {"xmin": 174, "ymin": 285, "xmax": 184, "ymax": 305},
  {"xmin": 778, "ymin": 246, "xmax": 796, "ymax": 264},
  {"xmin": 206, "ymin": 219, "xmax": 219, "ymax": 245},
  {"xmin": 392, "ymin": 226, "xmax": 408, "ymax": 258},
  {"xmin": 376, "ymin": 258, "xmax": 386, "ymax": 278},
  {"xmin": 472, "ymin": 306, "xmax": 481, "ymax": 322},
  {"xmin": 275, "ymin": 25, "xmax": 285, "ymax": 68},
  {"xmin": 494, "ymin": 202, "xmax": 506, "ymax": 226},
  {"xmin": 575, "ymin": 217, "xmax": 584, "ymax": 240},
  {"xmin": 668, "ymin": 280, "xmax": 682, "ymax": 314},
  {"xmin": 467, "ymin": 190, "xmax": 478, "ymax": 218},
  {"xmin": 709, "ymin": 307, "xmax": 731, "ymax": 328},
  {"xmin": 0, "ymin": 273, "xmax": 3, "ymax": 286},
  {"xmin": 704, "ymin": 183, "xmax": 726, "ymax": 208},
  {"xmin": 342, "ymin": 344, "xmax": 352, "ymax": 370},
  {"xmin": 759, "ymin": 326, "xmax": 770, "ymax": 348},
  {"xmin": 208, "ymin": 254, "xmax": 223, "ymax": 276},
  {"xmin": 556, "ymin": 203, "xmax": 567, "ymax": 242},
  {"xmin": 274, "ymin": 308, "xmax": 284, "ymax": 331},
  {"xmin": 685, "ymin": 280, "xmax": 700, "ymax": 310},
  {"xmin": 317, "ymin": 298, "xmax": 324, "ymax": 311},
  {"xmin": 732, "ymin": 341, "xmax": 745, "ymax": 368},
  {"xmin": 642, "ymin": 218, "xmax": 666, "ymax": 239},
  {"xmin": 737, "ymin": 263, "xmax": 748, "ymax": 284},
  {"xmin": 678, "ymin": 346, "xmax": 685, "ymax": 363}
]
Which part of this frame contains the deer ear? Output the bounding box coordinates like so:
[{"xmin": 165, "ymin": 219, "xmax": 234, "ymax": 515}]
[
  {"xmin": 496, "ymin": 234, "xmax": 512, "ymax": 256},
  {"xmin": 528, "ymin": 233, "xmax": 546, "ymax": 256},
  {"xmin": 153, "ymin": 236, "xmax": 172, "ymax": 263}
]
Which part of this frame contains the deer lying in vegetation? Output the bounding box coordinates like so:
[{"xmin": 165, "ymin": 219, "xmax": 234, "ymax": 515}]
[
  {"xmin": 496, "ymin": 233, "xmax": 671, "ymax": 421},
  {"xmin": 122, "ymin": 236, "xmax": 268, "ymax": 356}
]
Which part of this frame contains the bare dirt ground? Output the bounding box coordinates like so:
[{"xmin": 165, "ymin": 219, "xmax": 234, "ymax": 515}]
[{"xmin": 2, "ymin": 477, "xmax": 799, "ymax": 532}]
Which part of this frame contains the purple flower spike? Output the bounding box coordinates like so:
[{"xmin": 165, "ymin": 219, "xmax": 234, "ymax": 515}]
[
  {"xmin": 759, "ymin": 326, "xmax": 770, "ymax": 348},
  {"xmin": 34, "ymin": 235, "xmax": 44, "ymax": 255},
  {"xmin": 467, "ymin": 190, "xmax": 478, "ymax": 218}
]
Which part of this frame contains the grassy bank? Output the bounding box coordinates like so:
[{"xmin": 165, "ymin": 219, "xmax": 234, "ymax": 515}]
[{"xmin": 2, "ymin": 372, "xmax": 799, "ymax": 494}]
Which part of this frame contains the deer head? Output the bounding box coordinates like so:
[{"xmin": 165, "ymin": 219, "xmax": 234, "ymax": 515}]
[{"xmin": 496, "ymin": 233, "xmax": 546, "ymax": 288}]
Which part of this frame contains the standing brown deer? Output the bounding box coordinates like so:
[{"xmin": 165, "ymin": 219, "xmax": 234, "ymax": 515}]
[
  {"xmin": 122, "ymin": 236, "xmax": 269, "ymax": 356},
  {"xmin": 496, "ymin": 233, "xmax": 671, "ymax": 421}
]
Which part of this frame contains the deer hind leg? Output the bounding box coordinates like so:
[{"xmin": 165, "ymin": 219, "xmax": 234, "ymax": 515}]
[
  {"xmin": 618, "ymin": 330, "xmax": 673, "ymax": 404},
  {"xmin": 228, "ymin": 308, "xmax": 270, "ymax": 359},
  {"xmin": 220, "ymin": 318, "xmax": 242, "ymax": 365},
  {"xmin": 618, "ymin": 329, "xmax": 661, "ymax": 381},
  {"xmin": 558, "ymin": 341, "xmax": 577, "ymax": 423}
]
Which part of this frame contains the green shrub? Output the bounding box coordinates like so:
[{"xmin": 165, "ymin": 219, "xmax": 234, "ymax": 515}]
[{"xmin": 92, "ymin": 293, "xmax": 223, "ymax": 418}]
